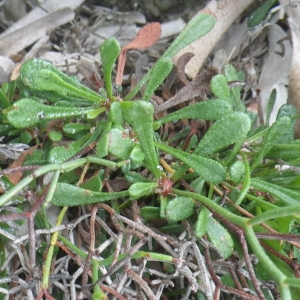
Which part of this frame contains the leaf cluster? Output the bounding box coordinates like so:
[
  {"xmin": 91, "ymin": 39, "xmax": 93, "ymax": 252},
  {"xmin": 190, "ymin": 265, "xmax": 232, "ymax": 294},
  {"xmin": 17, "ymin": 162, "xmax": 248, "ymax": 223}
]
[{"xmin": 0, "ymin": 7, "xmax": 300, "ymax": 300}]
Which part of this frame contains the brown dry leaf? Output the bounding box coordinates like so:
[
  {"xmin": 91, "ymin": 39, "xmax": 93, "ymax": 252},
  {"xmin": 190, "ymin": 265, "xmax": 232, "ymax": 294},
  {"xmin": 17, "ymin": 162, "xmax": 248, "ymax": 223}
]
[
  {"xmin": 155, "ymin": 67, "xmax": 219, "ymax": 113},
  {"xmin": 116, "ymin": 22, "xmax": 161, "ymax": 85},
  {"xmin": 122, "ymin": 22, "xmax": 161, "ymax": 51},
  {"xmin": 0, "ymin": 146, "xmax": 37, "ymax": 194},
  {"xmin": 258, "ymin": 24, "xmax": 292, "ymax": 125},
  {"xmin": 279, "ymin": 1, "xmax": 300, "ymax": 136}
]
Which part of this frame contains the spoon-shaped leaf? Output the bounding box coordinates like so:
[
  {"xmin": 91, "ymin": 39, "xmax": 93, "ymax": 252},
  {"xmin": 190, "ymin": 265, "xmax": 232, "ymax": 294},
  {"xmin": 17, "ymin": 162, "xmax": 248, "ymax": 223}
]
[
  {"xmin": 124, "ymin": 9, "xmax": 217, "ymax": 101},
  {"xmin": 251, "ymin": 117, "xmax": 291, "ymax": 170},
  {"xmin": 122, "ymin": 101, "xmax": 161, "ymax": 178},
  {"xmin": 51, "ymin": 182, "xmax": 130, "ymax": 206},
  {"xmin": 166, "ymin": 197, "xmax": 195, "ymax": 221},
  {"xmin": 99, "ymin": 38, "xmax": 121, "ymax": 98},
  {"xmin": 18, "ymin": 58, "xmax": 103, "ymax": 103},
  {"xmin": 158, "ymin": 99, "xmax": 232, "ymax": 124},
  {"xmin": 155, "ymin": 142, "xmax": 226, "ymax": 184},
  {"xmin": 143, "ymin": 57, "xmax": 173, "ymax": 101},
  {"xmin": 4, "ymin": 98, "xmax": 93, "ymax": 128},
  {"xmin": 195, "ymin": 112, "xmax": 251, "ymax": 156}
]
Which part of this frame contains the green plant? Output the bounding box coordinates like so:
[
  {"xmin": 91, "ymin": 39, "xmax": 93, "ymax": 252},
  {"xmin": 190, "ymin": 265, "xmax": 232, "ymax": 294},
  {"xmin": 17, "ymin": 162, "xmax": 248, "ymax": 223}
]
[{"xmin": 1, "ymin": 7, "xmax": 300, "ymax": 300}]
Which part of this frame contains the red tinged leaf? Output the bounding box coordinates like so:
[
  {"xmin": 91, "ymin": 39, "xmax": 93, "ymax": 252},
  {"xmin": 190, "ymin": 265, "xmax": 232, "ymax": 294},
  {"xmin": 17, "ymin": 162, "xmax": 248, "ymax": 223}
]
[
  {"xmin": 116, "ymin": 22, "xmax": 162, "ymax": 86},
  {"xmin": 123, "ymin": 22, "xmax": 162, "ymax": 51}
]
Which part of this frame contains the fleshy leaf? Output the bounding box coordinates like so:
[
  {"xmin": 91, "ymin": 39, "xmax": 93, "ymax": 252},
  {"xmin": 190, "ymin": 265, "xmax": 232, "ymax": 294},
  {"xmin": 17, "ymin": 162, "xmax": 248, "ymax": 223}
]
[
  {"xmin": 155, "ymin": 142, "xmax": 226, "ymax": 184},
  {"xmin": 124, "ymin": 10, "xmax": 216, "ymax": 101},
  {"xmin": 224, "ymin": 64, "xmax": 245, "ymax": 112},
  {"xmin": 99, "ymin": 38, "xmax": 121, "ymax": 98},
  {"xmin": 251, "ymin": 117, "xmax": 291, "ymax": 170},
  {"xmin": 195, "ymin": 112, "xmax": 251, "ymax": 156},
  {"xmin": 247, "ymin": 0, "xmax": 278, "ymax": 28},
  {"xmin": 4, "ymin": 98, "xmax": 93, "ymax": 128},
  {"xmin": 107, "ymin": 127, "xmax": 134, "ymax": 159},
  {"xmin": 80, "ymin": 176, "xmax": 102, "ymax": 192},
  {"xmin": 251, "ymin": 178, "xmax": 300, "ymax": 206},
  {"xmin": 48, "ymin": 135, "xmax": 90, "ymax": 163},
  {"xmin": 158, "ymin": 99, "xmax": 232, "ymax": 124},
  {"xmin": 229, "ymin": 160, "xmax": 245, "ymax": 184},
  {"xmin": 18, "ymin": 58, "xmax": 102, "ymax": 103},
  {"xmin": 194, "ymin": 207, "xmax": 210, "ymax": 238},
  {"xmin": 143, "ymin": 57, "xmax": 173, "ymax": 101},
  {"xmin": 210, "ymin": 74, "xmax": 230, "ymax": 100},
  {"xmin": 63, "ymin": 123, "xmax": 91, "ymax": 135},
  {"xmin": 265, "ymin": 89, "xmax": 277, "ymax": 127},
  {"xmin": 51, "ymin": 183, "xmax": 129, "ymax": 206},
  {"xmin": 128, "ymin": 182, "xmax": 158, "ymax": 199},
  {"xmin": 140, "ymin": 207, "xmax": 160, "ymax": 220},
  {"xmin": 121, "ymin": 101, "xmax": 161, "ymax": 178},
  {"xmin": 207, "ymin": 217, "xmax": 234, "ymax": 259},
  {"xmin": 166, "ymin": 197, "xmax": 195, "ymax": 221},
  {"xmin": 267, "ymin": 143, "xmax": 300, "ymax": 160},
  {"xmin": 161, "ymin": 9, "xmax": 216, "ymax": 61}
]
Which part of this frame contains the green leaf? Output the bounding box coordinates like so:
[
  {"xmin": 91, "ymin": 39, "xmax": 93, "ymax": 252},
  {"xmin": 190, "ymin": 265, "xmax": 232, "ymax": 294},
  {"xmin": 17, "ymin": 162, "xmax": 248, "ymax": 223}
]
[
  {"xmin": 122, "ymin": 101, "xmax": 161, "ymax": 178},
  {"xmin": 158, "ymin": 99, "xmax": 233, "ymax": 124},
  {"xmin": 210, "ymin": 74, "xmax": 230, "ymax": 100},
  {"xmin": 265, "ymin": 89, "xmax": 277, "ymax": 127},
  {"xmin": 18, "ymin": 58, "xmax": 102, "ymax": 103},
  {"xmin": 49, "ymin": 130, "xmax": 63, "ymax": 142},
  {"xmin": 155, "ymin": 142, "xmax": 226, "ymax": 184},
  {"xmin": 166, "ymin": 197, "xmax": 195, "ymax": 221},
  {"xmin": 195, "ymin": 112, "xmax": 251, "ymax": 157},
  {"xmin": 224, "ymin": 65, "xmax": 245, "ymax": 112},
  {"xmin": 124, "ymin": 171, "xmax": 153, "ymax": 184},
  {"xmin": 251, "ymin": 117, "xmax": 291, "ymax": 170},
  {"xmin": 52, "ymin": 183, "xmax": 130, "ymax": 206},
  {"xmin": 124, "ymin": 10, "xmax": 216, "ymax": 101},
  {"xmin": 96, "ymin": 121, "xmax": 111, "ymax": 158},
  {"xmin": 140, "ymin": 207, "xmax": 160, "ymax": 220},
  {"xmin": 194, "ymin": 207, "xmax": 210, "ymax": 238},
  {"xmin": 207, "ymin": 217, "xmax": 234, "ymax": 259},
  {"xmin": 48, "ymin": 135, "xmax": 90, "ymax": 163},
  {"xmin": 251, "ymin": 178, "xmax": 300, "ymax": 206},
  {"xmin": 128, "ymin": 182, "xmax": 157, "ymax": 199},
  {"xmin": 161, "ymin": 10, "xmax": 216, "ymax": 61},
  {"xmin": 229, "ymin": 160, "xmax": 245, "ymax": 184},
  {"xmin": 143, "ymin": 58, "xmax": 173, "ymax": 101},
  {"xmin": 99, "ymin": 38, "xmax": 121, "ymax": 98},
  {"xmin": 80, "ymin": 176, "xmax": 102, "ymax": 192},
  {"xmin": 86, "ymin": 107, "xmax": 107, "ymax": 119},
  {"xmin": 63, "ymin": 123, "xmax": 91, "ymax": 135},
  {"xmin": 247, "ymin": 0, "xmax": 278, "ymax": 28},
  {"xmin": 129, "ymin": 146, "xmax": 145, "ymax": 163},
  {"xmin": 0, "ymin": 87, "xmax": 10, "ymax": 108},
  {"xmin": 107, "ymin": 127, "xmax": 134, "ymax": 159},
  {"xmin": 276, "ymin": 104, "xmax": 297, "ymax": 143},
  {"xmin": 108, "ymin": 101, "xmax": 123, "ymax": 127},
  {"xmin": 5, "ymin": 98, "xmax": 93, "ymax": 128},
  {"xmin": 267, "ymin": 143, "xmax": 300, "ymax": 160}
]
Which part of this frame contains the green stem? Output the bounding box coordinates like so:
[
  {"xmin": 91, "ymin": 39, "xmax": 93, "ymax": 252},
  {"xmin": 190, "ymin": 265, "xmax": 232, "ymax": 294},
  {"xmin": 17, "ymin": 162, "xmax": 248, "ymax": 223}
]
[
  {"xmin": 244, "ymin": 224, "xmax": 287, "ymax": 285},
  {"xmin": 235, "ymin": 151, "xmax": 251, "ymax": 206},
  {"xmin": 283, "ymin": 277, "xmax": 300, "ymax": 288},
  {"xmin": 172, "ymin": 188, "xmax": 247, "ymax": 227},
  {"xmin": 0, "ymin": 156, "xmax": 124, "ymax": 207},
  {"xmin": 248, "ymin": 204, "xmax": 300, "ymax": 226},
  {"xmin": 42, "ymin": 206, "xmax": 68, "ymax": 288},
  {"xmin": 43, "ymin": 170, "xmax": 60, "ymax": 208}
]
